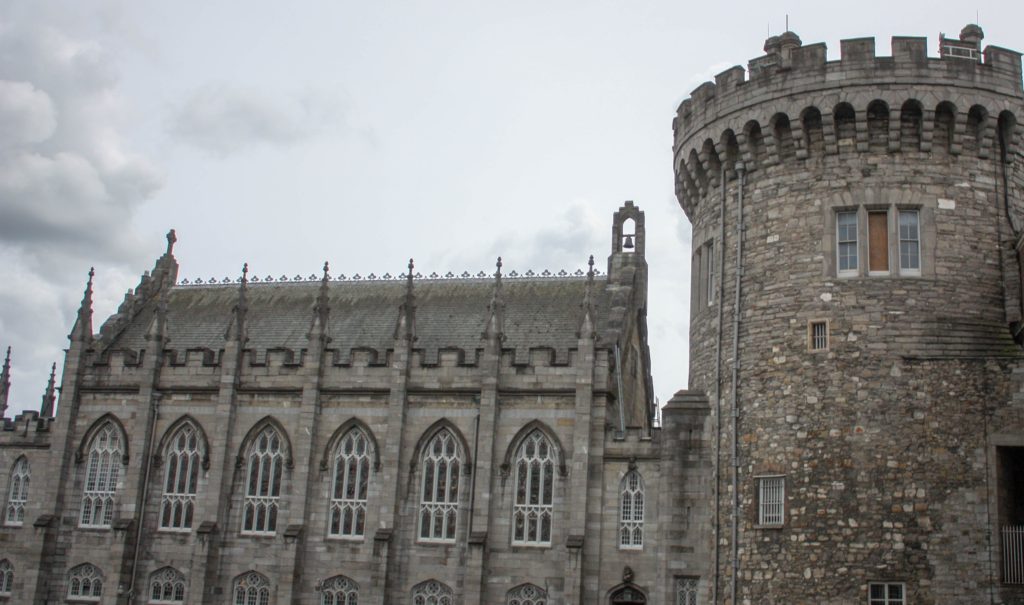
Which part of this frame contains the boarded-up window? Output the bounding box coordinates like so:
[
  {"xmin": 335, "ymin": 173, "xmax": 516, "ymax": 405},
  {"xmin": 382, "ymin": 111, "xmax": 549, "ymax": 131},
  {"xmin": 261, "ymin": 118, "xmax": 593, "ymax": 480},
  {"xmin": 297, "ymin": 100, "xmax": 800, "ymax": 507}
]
[{"xmin": 868, "ymin": 212, "xmax": 889, "ymax": 273}]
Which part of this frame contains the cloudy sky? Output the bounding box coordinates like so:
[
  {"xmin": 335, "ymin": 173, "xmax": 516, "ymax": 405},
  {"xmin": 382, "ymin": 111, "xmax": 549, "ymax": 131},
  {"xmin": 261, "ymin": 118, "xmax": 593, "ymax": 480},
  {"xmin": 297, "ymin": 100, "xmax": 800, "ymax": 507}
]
[{"xmin": 1, "ymin": 1, "xmax": 1021, "ymax": 414}]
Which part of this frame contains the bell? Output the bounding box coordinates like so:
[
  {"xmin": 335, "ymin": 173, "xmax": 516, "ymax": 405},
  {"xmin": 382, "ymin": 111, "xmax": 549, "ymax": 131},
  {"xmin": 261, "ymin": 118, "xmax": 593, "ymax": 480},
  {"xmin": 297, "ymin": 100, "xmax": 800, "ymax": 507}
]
[{"xmin": 623, "ymin": 234, "xmax": 635, "ymax": 249}]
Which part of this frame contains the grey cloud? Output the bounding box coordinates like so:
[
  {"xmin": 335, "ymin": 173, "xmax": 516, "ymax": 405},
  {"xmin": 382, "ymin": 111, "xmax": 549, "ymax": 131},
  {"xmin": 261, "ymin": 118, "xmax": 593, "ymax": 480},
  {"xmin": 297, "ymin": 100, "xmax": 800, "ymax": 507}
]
[
  {"xmin": 168, "ymin": 84, "xmax": 341, "ymax": 156},
  {"xmin": 0, "ymin": 80, "xmax": 56, "ymax": 144}
]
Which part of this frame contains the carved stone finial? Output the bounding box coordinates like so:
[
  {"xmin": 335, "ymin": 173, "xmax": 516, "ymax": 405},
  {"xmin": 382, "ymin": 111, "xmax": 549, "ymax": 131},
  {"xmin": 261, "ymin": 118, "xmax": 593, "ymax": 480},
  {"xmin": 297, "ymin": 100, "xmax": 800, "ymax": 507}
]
[
  {"xmin": 496, "ymin": 256, "xmax": 503, "ymax": 277},
  {"xmin": 40, "ymin": 362, "xmax": 57, "ymax": 417},
  {"xmin": 71, "ymin": 267, "xmax": 95, "ymax": 342},
  {"xmin": 166, "ymin": 229, "xmax": 177, "ymax": 255},
  {"xmin": 322, "ymin": 261, "xmax": 330, "ymax": 280},
  {"xmin": 0, "ymin": 346, "xmax": 10, "ymax": 418},
  {"xmin": 587, "ymin": 255, "xmax": 595, "ymax": 279},
  {"xmin": 242, "ymin": 263, "xmax": 249, "ymax": 282}
]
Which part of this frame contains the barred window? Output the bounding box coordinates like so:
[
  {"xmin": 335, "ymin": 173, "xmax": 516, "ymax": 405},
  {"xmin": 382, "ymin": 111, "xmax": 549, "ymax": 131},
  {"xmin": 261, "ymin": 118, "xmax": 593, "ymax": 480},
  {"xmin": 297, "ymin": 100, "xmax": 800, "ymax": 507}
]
[
  {"xmin": 758, "ymin": 476, "xmax": 785, "ymax": 526},
  {"xmin": 419, "ymin": 429, "xmax": 461, "ymax": 542},
  {"xmin": 320, "ymin": 575, "xmax": 358, "ymax": 605},
  {"xmin": 149, "ymin": 567, "xmax": 185, "ymax": 604},
  {"xmin": 512, "ymin": 430, "xmax": 555, "ymax": 546},
  {"xmin": 79, "ymin": 423, "xmax": 123, "ymax": 528},
  {"xmin": 233, "ymin": 572, "xmax": 270, "ymax": 605},
  {"xmin": 0, "ymin": 559, "xmax": 12, "ymax": 596},
  {"xmin": 868, "ymin": 582, "xmax": 905, "ymax": 605},
  {"xmin": 619, "ymin": 470, "xmax": 644, "ymax": 549},
  {"xmin": 676, "ymin": 576, "xmax": 699, "ymax": 605},
  {"xmin": 411, "ymin": 579, "xmax": 453, "ymax": 605},
  {"xmin": 809, "ymin": 320, "xmax": 829, "ymax": 352},
  {"xmin": 5, "ymin": 456, "xmax": 29, "ymax": 526},
  {"xmin": 329, "ymin": 428, "xmax": 372, "ymax": 538},
  {"xmin": 67, "ymin": 563, "xmax": 103, "ymax": 602},
  {"xmin": 243, "ymin": 426, "xmax": 285, "ymax": 535},
  {"xmin": 507, "ymin": 582, "xmax": 547, "ymax": 605},
  {"xmin": 160, "ymin": 423, "xmax": 203, "ymax": 531}
]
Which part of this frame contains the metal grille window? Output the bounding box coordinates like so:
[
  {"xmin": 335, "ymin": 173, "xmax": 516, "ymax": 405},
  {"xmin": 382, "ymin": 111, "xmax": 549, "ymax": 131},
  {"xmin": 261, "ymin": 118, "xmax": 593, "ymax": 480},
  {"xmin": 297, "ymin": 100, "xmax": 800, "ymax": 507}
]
[
  {"xmin": 0, "ymin": 559, "xmax": 12, "ymax": 596},
  {"xmin": 619, "ymin": 470, "xmax": 644, "ymax": 549},
  {"xmin": 79, "ymin": 423, "xmax": 123, "ymax": 528},
  {"xmin": 507, "ymin": 583, "xmax": 547, "ymax": 605},
  {"xmin": 809, "ymin": 320, "xmax": 828, "ymax": 351},
  {"xmin": 233, "ymin": 572, "xmax": 270, "ymax": 605},
  {"xmin": 411, "ymin": 580, "xmax": 453, "ymax": 605},
  {"xmin": 899, "ymin": 210, "xmax": 920, "ymax": 273},
  {"xmin": 242, "ymin": 427, "xmax": 285, "ymax": 535},
  {"xmin": 512, "ymin": 430, "xmax": 555, "ymax": 546},
  {"xmin": 6, "ymin": 456, "xmax": 29, "ymax": 526},
  {"xmin": 149, "ymin": 567, "xmax": 185, "ymax": 604},
  {"xmin": 320, "ymin": 575, "xmax": 358, "ymax": 605},
  {"xmin": 837, "ymin": 211, "xmax": 858, "ymax": 274},
  {"xmin": 675, "ymin": 576, "xmax": 699, "ymax": 605},
  {"xmin": 160, "ymin": 423, "xmax": 202, "ymax": 531},
  {"xmin": 329, "ymin": 428, "xmax": 372, "ymax": 538},
  {"xmin": 419, "ymin": 429, "xmax": 461, "ymax": 542},
  {"xmin": 868, "ymin": 582, "xmax": 905, "ymax": 605},
  {"xmin": 67, "ymin": 563, "xmax": 103, "ymax": 602},
  {"xmin": 757, "ymin": 476, "xmax": 785, "ymax": 526}
]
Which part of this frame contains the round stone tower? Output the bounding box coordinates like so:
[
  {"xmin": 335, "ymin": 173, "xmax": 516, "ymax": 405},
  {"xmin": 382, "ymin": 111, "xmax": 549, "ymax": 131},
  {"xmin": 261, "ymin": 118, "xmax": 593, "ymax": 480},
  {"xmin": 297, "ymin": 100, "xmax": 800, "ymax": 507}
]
[{"xmin": 673, "ymin": 26, "xmax": 1024, "ymax": 604}]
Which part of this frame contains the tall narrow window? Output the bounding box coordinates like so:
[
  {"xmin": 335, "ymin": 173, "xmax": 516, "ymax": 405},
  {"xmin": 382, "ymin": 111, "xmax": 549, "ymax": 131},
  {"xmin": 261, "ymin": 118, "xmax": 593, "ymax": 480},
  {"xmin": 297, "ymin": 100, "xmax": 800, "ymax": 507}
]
[
  {"xmin": 837, "ymin": 211, "xmax": 858, "ymax": 275},
  {"xmin": 411, "ymin": 580, "xmax": 453, "ymax": 605},
  {"xmin": 809, "ymin": 320, "xmax": 829, "ymax": 352},
  {"xmin": 512, "ymin": 430, "xmax": 554, "ymax": 546},
  {"xmin": 868, "ymin": 582, "xmax": 905, "ymax": 605},
  {"xmin": 619, "ymin": 470, "xmax": 644, "ymax": 549},
  {"xmin": 507, "ymin": 583, "xmax": 547, "ymax": 605},
  {"xmin": 329, "ymin": 427, "xmax": 372, "ymax": 538},
  {"xmin": 149, "ymin": 567, "xmax": 186, "ymax": 604},
  {"xmin": 0, "ymin": 559, "xmax": 12, "ymax": 596},
  {"xmin": 6, "ymin": 456, "xmax": 29, "ymax": 526},
  {"xmin": 868, "ymin": 211, "xmax": 889, "ymax": 274},
  {"xmin": 320, "ymin": 575, "xmax": 358, "ymax": 605},
  {"xmin": 242, "ymin": 426, "xmax": 285, "ymax": 535},
  {"xmin": 899, "ymin": 210, "xmax": 920, "ymax": 274},
  {"xmin": 160, "ymin": 422, "xmax": 202, "ymax": 531},
  {"xmin": 419, "ymin": 429, "xmax": 461, "ymax": 542},
  {"xmin": 67, "ymin": 563, "xmax": 103, "ymax": 601},
  {"xmin": 706, "ymin": 241, "xmax": 715, "ymax": 305},
  {"xmin": 233, "ymin": 572, "xmax": 270, "ymax": 605},
  {"xmin": 79, "ymin": 422, "xmax": 123, "ymax": 528},
  {"xmin": 757, "ymin": 476, "xmax": 785, "ymax": 526},
  {"xmin": 675, "ymin": 576, "xmax": 699, "ymax": 605}
]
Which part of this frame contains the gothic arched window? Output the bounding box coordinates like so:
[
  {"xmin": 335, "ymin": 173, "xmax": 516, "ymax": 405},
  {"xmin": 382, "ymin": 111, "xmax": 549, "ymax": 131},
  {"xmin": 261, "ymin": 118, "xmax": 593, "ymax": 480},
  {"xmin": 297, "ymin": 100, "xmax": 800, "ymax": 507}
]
[
  {"xmin": 160, "ymin": 422, "xmax": 203, "ymax": 530},
  {"xmin": 329, "ymin": 427, "xmax": 372, "ymax": 538},
  {"xmin": 507, "ymin": 582, "xmax": 547, "ymax": 605},
  {"xmin": 320, "ymin": 575, "xmax": 358, "ymax": 605},
  {"xmin": 418, "ymin": 429, "xmax": 461, "ymax": 542},
  {"xmin": 79, "ymin": 422, "xmax": 124, "ymax": 528},
  {"xmin": 619, "ymin": 470, "xmax": 644, "ymax": 549},
  {"xmin": 512, "ymin": 430, "xmax": 554, "ymax": 546},
  {"xmin": 5, "ymin": 456, "xmax": 29, "ymax": 526},
  {"xmin": 411, "ymin": 580, "xmax": 453, "ymax": 605},
  {"xmin": 0, "ymin": 559, "xmax": 12, "ymax": 596},
  {"xmin": 243, "ymin": 426, "xmax": 285, "ymax": 535},
  {"xmin": 67, "ymin": 563, "xmax": 103, "ymax": 601},
  {"xmin": 149, "ymin": 567, "xmax": 186, "ymax": 604},
  {"xmin": 609, "ymin": 585, "xmax": 646, "ymax": 604},
  {"xmin": 233, "ymin": 571, "xmax": 270, "ymax": 605}
]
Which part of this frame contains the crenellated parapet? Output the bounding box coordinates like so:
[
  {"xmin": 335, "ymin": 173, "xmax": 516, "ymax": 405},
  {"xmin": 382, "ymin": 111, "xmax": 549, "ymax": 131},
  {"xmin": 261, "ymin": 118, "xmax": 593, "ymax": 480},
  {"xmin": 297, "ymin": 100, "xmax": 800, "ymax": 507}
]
[{"xmin": 672, "ymin": 25, "xmax": 1023, "ymax": 218}]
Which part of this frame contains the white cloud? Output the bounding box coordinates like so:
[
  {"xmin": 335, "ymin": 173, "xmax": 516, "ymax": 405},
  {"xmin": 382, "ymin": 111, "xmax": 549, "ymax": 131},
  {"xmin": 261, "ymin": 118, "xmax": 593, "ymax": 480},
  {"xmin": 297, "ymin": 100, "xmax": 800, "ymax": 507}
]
[{"xmin": 0, "ymin": 80, "xmax": 56, "ymax": 144}]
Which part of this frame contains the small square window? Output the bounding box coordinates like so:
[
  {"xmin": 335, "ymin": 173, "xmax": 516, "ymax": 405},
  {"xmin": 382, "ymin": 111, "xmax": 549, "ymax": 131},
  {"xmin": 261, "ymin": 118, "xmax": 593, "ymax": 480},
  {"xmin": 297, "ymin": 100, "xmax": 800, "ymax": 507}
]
[
  {"xmin": 868, "ymin": 582, "xmax": 905, "ymax": 605},
  {"xmin": 757, "ymin": 476, "xmax": 785, "ymax": 526},
  {"xmin": 808, "ymin": 320, "xmax": 828, "ymax": 351}
]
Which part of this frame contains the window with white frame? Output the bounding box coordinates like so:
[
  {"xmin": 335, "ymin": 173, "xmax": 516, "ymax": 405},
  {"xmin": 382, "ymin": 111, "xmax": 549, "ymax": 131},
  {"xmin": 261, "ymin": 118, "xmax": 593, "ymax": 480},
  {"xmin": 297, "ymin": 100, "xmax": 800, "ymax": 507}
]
[
  {"xmin": 868, "ymin": 582, "xmax": 905, "ymax": 605},
  {"xmin": 411, "ymin": 580, "xmax": 453, "ymax": 605},
  {"xmin": 233, "ymin": 572, "xmax": 270, "ymax": 605},
  {"xmin": 675, "ymin": 576, "xmax": 699, "ymax": 605},
  {"xmin": 79, "ymin": 423, "xmax": 123, "ymax": 528},
  {"xmin": 320, "ymin": 575, "xmax": 358, "ymax": 605},
  {"xmin": 329, "ymin": 427, "xmax": 372, "ymax": 538},
  {"xmin": 757, "ymin": 476, "xmax": 785, "ymax": 526},
  {"xmin": 67, "ymin": 563, "xmax": 103, "ymax": 602},
  {"xmin": 149, "ymin": 567, "xmax": 185, "ymax": 604},
  {"xmin": 419, "ymin": 429, "xmax": 461, "ymax": 542},
  {"xmin": 619, "ymin": 470, "xmax": 644, "ymax": 549},
  {"xmin": 512, "ymin": 430, "xmax": 555, "ymax": 546},
  {"xmin": 837, "ymin": 211, "xmax": 859, "ymax": 275},
  {"xmin": 160, "ymin": 422, "xmax": 202, "ymax": 531},
  {"xmin": 5, "ymin": 456, "xmax": 29, "ymax": 526},
  {"xmin": 899, "ymin": 210, "xmax": 920, "ymax": 273},
  {"xmin": 507, "ymin": 583, "xmax": 547, "ymax": 605},
  {"xmin": 242, "ymin": 426, "xmax": 285, "ymax": 535},
  {"xmin": 0, "ymin": 559, "xmax": 12, "ymax": 596}
]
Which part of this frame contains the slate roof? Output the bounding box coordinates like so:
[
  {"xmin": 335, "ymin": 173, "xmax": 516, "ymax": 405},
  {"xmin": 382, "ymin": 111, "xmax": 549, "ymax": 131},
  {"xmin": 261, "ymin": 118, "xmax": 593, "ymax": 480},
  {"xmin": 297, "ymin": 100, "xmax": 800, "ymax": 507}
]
[{"xmin": 108, "ymin": 278, "xmax": 611, "ymax": 363}]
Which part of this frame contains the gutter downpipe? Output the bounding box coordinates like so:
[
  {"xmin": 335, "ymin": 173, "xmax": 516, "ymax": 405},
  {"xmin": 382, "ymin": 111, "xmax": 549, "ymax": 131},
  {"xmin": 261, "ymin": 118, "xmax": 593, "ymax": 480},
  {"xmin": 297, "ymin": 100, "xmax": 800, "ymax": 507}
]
[
  {"xmin": 615, "ymin": 343, "xmax": 627, "ymax": 438},
  {"xmin": 126, "ymin": 398, "xmax": 160, "ymax": 601},
  {"xmin": 712, "ymin": 164, "xmax": 727, "ymax": 604},
  {"xmin": 731, "ymin": 162, "xmax": 746, "ymax": 605}
]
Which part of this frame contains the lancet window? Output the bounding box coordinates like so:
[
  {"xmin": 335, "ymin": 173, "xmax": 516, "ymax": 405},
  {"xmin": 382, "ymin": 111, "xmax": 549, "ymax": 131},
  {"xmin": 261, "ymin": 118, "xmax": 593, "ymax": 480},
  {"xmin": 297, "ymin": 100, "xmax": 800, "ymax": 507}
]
[
  {"xmin": 5, "ymin": 457, "xmax": 29, "ymax": 526},
  {"xmin": 243, "ymin": 426, "xmax": 285, "ymax": 534},
  {"xmin": 67, "ymin": 563, "xmax": 103, "ymax": 601},
  {"xmin": 0, "ymin": 559, "xmax": 12, "ymax": 596},
  {"xmin": 512, "ymin": 430, "xmax": 555, "ymax": 546},
  {"xmin": 411, "ymin": 580, "xmax": 453, "ymax": 605},
  {"xmin": 233, "ymin": 572, "xmax": 270, "ymax": 605},
  {"xmin": 619, "ymin": 470, "xmax": 644, "ymax": 549},
  {"xmin": 149, "ymin": 567, "xmax": 186, "ymax": 604},
  {"xmin": 320, "ymin": 575, "xmax": 358, "ymax": 605},
  {"xmin": 507, "ymin": 583, "xmax": 547, "ymax": 605},
  {"xmin": 160, "ymin": 422, "xmax": 203, "ymax": 530},
  {"xmin": 329, "ymin": 427, "xmax": 372, "ymax": 538},
  {"xmin": 79, "ymin": 422, "xmax": 123, "ymax": 528},
  {"xmin": 419, "ymin": 429, "xmax": 461, "ymax": 542}
]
